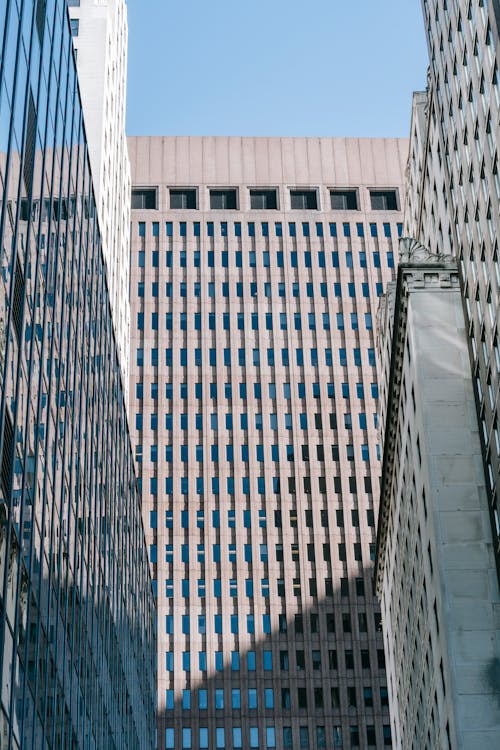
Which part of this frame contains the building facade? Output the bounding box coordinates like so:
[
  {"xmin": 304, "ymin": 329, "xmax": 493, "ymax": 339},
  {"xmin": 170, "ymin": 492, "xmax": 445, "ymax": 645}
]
[
  {"xmin": 0, "ymin": 2, "xmax": 155, "ymax": 748},
  {"xmin": 408, "ymin": 0, "xmax": 500, "ymax": 576},
  {"xmin": 376, "ymin": 244, "xmax": 500, "ymax": 749},
  {"xmin": 128, "ymin": 135, "xmax": 407, "ymax": 749},
  {"xmin": 68, "ymin": 0, "xmax": 131, "ymax": 394}
]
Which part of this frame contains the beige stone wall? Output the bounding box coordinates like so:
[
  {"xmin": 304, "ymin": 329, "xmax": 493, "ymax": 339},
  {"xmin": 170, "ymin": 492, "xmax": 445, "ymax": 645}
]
[
  {"xmin": 129, "ymin": 136, "xmax": 407, "ymax": 749},
  {"xmin": 378, "ymin": 261, "xmax": 500, "ymax": 749}
]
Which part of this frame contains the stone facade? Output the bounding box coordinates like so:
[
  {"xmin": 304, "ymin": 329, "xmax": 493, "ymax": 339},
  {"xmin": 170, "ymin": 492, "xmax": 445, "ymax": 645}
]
[
  {"xmin": 376, "ymin": 246, "xmax": 500, "ymax": 749},
  {"xmin": 408, "ymin": 0, "xmax": 500, "ymax": 577},
  {"xmin": 128, "ymin": 135, "xmax": 408, "ymax": 749}
]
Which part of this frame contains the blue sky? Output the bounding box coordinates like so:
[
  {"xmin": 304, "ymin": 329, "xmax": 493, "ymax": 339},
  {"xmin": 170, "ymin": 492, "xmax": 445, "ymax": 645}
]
[{"xmin": 126, "ymin": 0, "xmax": 428, "ymax": 138}]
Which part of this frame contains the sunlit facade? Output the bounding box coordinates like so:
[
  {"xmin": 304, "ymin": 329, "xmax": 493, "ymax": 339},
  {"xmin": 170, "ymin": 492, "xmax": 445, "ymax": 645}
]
[
  {"xmin": 408, "ymin": 0, "xmax": 500, "ymax": 576},
  {"xmin": 376, "ymin": 247, "xmax": 500, "ymax": 748},
  {"xmin": 129, "ymin": 135, "xmax": 407, "ymax": 749},
  {"xmin": 0, "ymin": 2, "xmax": 155, "ymax": 747},
  {"xmin": 68, "ymin": 0, "xmax": 131, "ymax": 395}
]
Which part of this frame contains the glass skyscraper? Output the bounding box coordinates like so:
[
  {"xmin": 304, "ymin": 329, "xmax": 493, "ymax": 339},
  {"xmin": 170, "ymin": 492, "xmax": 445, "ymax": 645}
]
[
  {"xmin": 0, "ymin": 1, "xmax": 156, "ymax": 747},
  {"xmin": 128, "ymin": 135, "xmax": 407, "ymax": 749}
]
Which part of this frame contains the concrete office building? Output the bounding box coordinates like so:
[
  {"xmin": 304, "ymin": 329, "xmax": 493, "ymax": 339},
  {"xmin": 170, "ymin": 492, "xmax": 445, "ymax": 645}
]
[
  {"xmin": 68, "ymin": 0, "xmax": 131, "ymax": 393},
  {"xmin": 128, "ymin": 135, "xmax": 407, "ymax": 749},
  {"xmin": 0, "ymin": 2, "xmax": 155, "ymax": 747},
  {"xmin": 376, "ymin": 243, "xmax": 500, "ymax": 749},
  {"xmin": 408, "ymin": 0, "xmax": 500, "ymax": 576}
]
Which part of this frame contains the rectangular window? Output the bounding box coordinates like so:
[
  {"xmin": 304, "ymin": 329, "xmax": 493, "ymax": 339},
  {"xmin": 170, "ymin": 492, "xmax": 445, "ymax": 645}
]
[
  {"xmin": 330, "ymin": 189, "xmax": 358, "ymax": 210},
  {"xmin": 369, "ymin": 189, "xmax": 399, "ymax": 210},
  {"xmin": 250, "ymin": 189, "xmax": 278, "ymax": 209},
  {"xmin": 210, "ymin": 188, "xmax": 237, "ymax": 209},
  {"xmin": 131, "ymin": 187, "xmax": 157, "ymax": 209},
  {"xmin": 169, "ymin": 188, "xmax": 197, "ymax": 209},
  {"xmin": 290, "ymin": 189, "xmax": 318, "ymax": 209}
]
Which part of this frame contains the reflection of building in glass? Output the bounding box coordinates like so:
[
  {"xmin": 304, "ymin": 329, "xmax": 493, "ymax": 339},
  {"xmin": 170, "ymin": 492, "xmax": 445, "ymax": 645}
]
[
  {"xmin": 376, "ymin": 245, "xmax": 500, "ymax": 748},
  {"xmin": 128, "ymin": 135, "xmax": 407, "ymax": 748},
  {"xmin": 406, "ymin": 0, "xmax": 500, "ymax": 578},
  {"xmin": 0, "ymin": 3, "xmax": 155, "ymax": 748},
  {"xmin": 68, "ymin": 0, "xmax": 131, "ymax": 395}
]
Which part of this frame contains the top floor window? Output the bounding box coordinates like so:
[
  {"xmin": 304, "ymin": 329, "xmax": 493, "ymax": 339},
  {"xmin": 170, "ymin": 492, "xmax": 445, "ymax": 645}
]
[
  {"xmin": 210, "ymin": 189, "xmax": 238, "ymax": 209},
  {"xmin": 250, "ymin": 189, "xmax": 278, "ymax": 210},
  {"xmin": 170, "ymin": 188, "xmax": 197, "ymax": 209},
  {"xmin": 131, "ymin": 188, "xmax": 157, "ymax": 210},
  {"xmin": 290, "ymin": 189, "xmax": 318, "ymax": 210},
  {"xmin": 330, "ymin": 189, "xmax": 358, "ymax": 210},
  {"xmin": 369, "ymin": 189, "xmax": 399, "ymax": 210}
]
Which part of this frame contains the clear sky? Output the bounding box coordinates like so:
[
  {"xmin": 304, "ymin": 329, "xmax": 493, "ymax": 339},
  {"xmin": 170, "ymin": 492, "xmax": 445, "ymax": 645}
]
[{"xmin": 126, "ymin": 0, "xmax": 428, "ymax": 138}]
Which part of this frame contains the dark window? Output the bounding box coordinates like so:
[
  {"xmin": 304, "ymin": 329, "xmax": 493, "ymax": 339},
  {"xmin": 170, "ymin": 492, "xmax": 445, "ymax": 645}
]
[
  {"xmin": 210, "ymin": 189, "xmax": 237, "ymax": 209},
  {"xmin": 36, "ymin": 0, "xmax": 47, "ymax": 40},
  {"xmin": 297, "ymin": 687, "xmax": 307, "ymax": 709},
  {"xmin": 23, "ymin": 92, "xmax": 37, "ymax": 193},
  {"xmin": 369, "ymin": 189, "xmax": 398, "ymax": 210},
  {"xmin": 250, "ymin": 189, "xmax": 277, "ymax": 210},
  {"xmin": 330, "ymin": 190, "xmax": 358, "ymax": 210},
  {"xmin": 290, "ymin": 189, "xmax": 317, "ymax": 210},
  {"xmin": 131, "ymin": 188, "xmax": 157, "ymax": 209},
  {"xmin": 1, "ymin": 410, "xmax": 14, "ymax": 498},
  {"xmin": 12, "ymin": 255, "xmax": 24, "ymax": 342},
  {"xmin": 345, "ymin": 650, "xmax": 354, "ymax": 669},
  {"xmin": 169, "ymin": 189, "xmax": 197, "ymax": 209}
]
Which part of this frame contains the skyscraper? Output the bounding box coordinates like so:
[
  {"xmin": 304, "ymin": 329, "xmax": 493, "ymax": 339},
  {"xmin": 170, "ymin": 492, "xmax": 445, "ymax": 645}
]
[
  {"xmin": 0, "ymin": 2, "xmax": 155, "ymax": 747},
  {"xmin": 376, "ymin": 243, "xmax": 500, "ymax": 748},
  {"xmin": 68, "ymin": 0, "xmax": 131, "ymax": 393},
  {"xmin": 128, "ymin": 135, "xmax": 407, "ymax": 749},
  {"xmin": 407, "ymin": 0, "xmax": 500, "ymax": 576}
]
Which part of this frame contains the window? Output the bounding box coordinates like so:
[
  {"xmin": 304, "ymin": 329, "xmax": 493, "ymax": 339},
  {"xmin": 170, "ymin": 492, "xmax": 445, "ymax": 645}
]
[
  {"xmin": 248, "ymin": 688, "xmax": 257, "ymax": 709},
  {"xmin": 250, "ymin": 189, "xmax": 278, "ymax": 209},
  {"xmin": 170, "ymin": 188, "xmax": 197, "ymax": 209},
  {"xmin": 131, "ymin": 187, "xmax": 157, "ymax": 209},
  {"xmin": 210, "ymin": 189, "xmax": 237, "ymax": 209},
  {"xmin": 298, "ymin": 688, "xmax": 307, "ymax": 709},
  {"xmin": 369, "ymin": 189, "xmax": 398, "ymax": 210},
  {"xmin": 299, "ymin": 726, "xmax": 309, "ymax": 747},
  {"xmin": 330, "ymin": 189, "xmax": 358, "ymax": 210},
  {"xmin": 266, "ymin": 727, "xmax": 276, "ymax": 748},
  {"xmin": 350, "ymin": 726, "xmax": 360, "ymax": 747},
  {"xmin": 290, "ymin": 189, "xmax": 318, "ymax": 209},
  {"xmin": 70, "ymin": 18, "xmax": 79, "ymax": 35}
]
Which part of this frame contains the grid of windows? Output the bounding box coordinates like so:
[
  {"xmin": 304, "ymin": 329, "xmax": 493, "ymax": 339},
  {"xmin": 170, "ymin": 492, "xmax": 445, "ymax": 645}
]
[
  {"xmin": 129, "ymin": 136, "xmax": 403, "ymax": 748},
  {"xmin": 0, "ymin": 3, "xmax": 156, "ymax": 748},
  {"xmin": 411, "ymin": 0, "xmax": 500, "ymax": 577}
]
